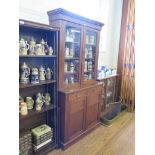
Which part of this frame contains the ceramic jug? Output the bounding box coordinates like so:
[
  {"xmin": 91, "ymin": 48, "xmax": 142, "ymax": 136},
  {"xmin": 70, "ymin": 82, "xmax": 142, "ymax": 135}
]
[
  {"xmin": 46, "ymin": 68, "xmax": 53, "ymax": 80},
  {"xmin": 35, "ymin": 93, "xmax": 44, "ymax": 111},
  {"xmin": 44, "ymin": 93, "xmax": 51, "ymax": 106},
  {"xmin": 31, "ymin": 67, "xmax": 39, "ymax": 84},
  {"xmin": 48, "ymin": 46, "xmax": 53, "ymax": 55},
  {"xmin": 39, "ymin": 65, "xmax": 46, "ymax": 81},
  {"xmin": 29, "ymin": 37, "xmax": 36, "ymax": 55},
  {"xmin": 19, "ymin": 38, "xmax": 29, "ymax": 56},
  {"xmin": 26, "ymin": 97, "xmax": 34, "ymax": 110},
  {"xmin": 20, "ymin": 62, "xmax": 30, "ymax": 84}
]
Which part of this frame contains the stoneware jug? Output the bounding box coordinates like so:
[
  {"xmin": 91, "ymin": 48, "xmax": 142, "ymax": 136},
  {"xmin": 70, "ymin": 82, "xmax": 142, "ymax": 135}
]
[
  {"xmin": 39, "ymin": 65, "xmax": 46, "ymax": 81},
  {"xmin": 20, "ymin": 62, "xmax": 30, "ymax": 84},
  {"xmin": 19, "ymin": 38, "xmax": 29, "ymax": 56}
]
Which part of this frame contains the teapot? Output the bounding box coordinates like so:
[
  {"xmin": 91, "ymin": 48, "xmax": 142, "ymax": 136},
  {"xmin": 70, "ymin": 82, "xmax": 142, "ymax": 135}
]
[
  {"xmin": 20, "ymin": 62, "xmax": 30, "ymax": 84},
  {"xmin": 19, "ymin": 38, "xmax": 29, "ymax": 56},
  {"xmin": 39, "ymin": 65, "xmax": 46, "ymax": 81},
  {"xmin": 35, "ymin": 93, "xmax": 44, "ymax": 111},
  {"xmin": 44, "ymin": 93, "xmax": 51, "ymax": 106},
  {"xmin": 31, "ymin": 67, "xmax": 39, "ymax": 84},
  {"xmin": 26, "ymin": 97, "xmax": 34, "ymax": 110},
  {"xmin": 46, "ymin": 68, "xmax": 53, "ymax": 80}
]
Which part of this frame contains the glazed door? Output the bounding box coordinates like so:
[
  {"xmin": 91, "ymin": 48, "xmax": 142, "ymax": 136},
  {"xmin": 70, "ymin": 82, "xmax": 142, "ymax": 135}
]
[
  {"xmin": 82, "ymin": 28, "xmax": 99, "ymax": 86},
  {"xmin": 62, "ymin": 22, "xmax": 83, "ymax": 89}
]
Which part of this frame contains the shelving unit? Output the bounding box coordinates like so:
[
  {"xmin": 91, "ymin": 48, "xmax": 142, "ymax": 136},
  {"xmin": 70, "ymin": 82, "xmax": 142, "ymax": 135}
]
[
  {"xmin": 47, "ymin": 8, "xmax": 104, "ymax": 149},
  {"xmin": 19, "ymin": 19, "xmax": 59, "ymax": 155}
]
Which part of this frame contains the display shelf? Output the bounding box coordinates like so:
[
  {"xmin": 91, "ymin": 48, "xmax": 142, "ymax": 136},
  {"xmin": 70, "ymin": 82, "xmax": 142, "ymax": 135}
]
[
  {"xmin": 65, "ymin": 41, "xmax": 80, "ymax": 44},
  {"xmin": 84, "ymin": 58, "xmax": 95, "ymax": 61},
  {"xmin": 84, "ymin": 71, "xmax": 94, "ymax": 74},
  {"xmin": 19, "ymin": 104, "xmax": 56, "ymax": 120},
  {"xmin": 64, "ymin": 72, "xmax": 78, "ymax": 75},
  {"xmin": 64, "ymin": 57, "xmax": 79, "ymax": 60},
  {"xmin": 86, "ymin": 43, "xmax": 96, "ymax": 46},
  {"xmin": 34, "ymin": 141, "xmax": 57, "ymax": 155},
  {"xmin": 19, "ymin": 19, "xmax": 59, "ymax": 154},
  {"xmin": 19, "ymin": 55, "xmax": 56, "ymax": 58},
  {"xmin": 19, "ymin": 80, "xmax": 56, "ymax": 88}
]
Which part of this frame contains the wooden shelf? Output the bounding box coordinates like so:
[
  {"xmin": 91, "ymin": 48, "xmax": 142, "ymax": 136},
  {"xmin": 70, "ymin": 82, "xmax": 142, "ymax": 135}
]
[
  {"xmin": 19, "ymin": 104, "xmax": 56, "ymax": 120},
  {"xmin": 65, "ymin": 57, "xmax": 79, "ymax": 60},
  {"xmin": 19, "ymin": 55, "xmax": 56, "ymax": 58},
  {"xmin": 85, "ymin": 58, "xmax": 95, "ymax": 61},
  {"xmin": 84, "ymin": 71, "xmax": 94, "ymax": 73},
  {"xmin": 86, "ymin": 43, "xmax": 96, "ymax": 46},
  {"xmin": 64, "ymin": 72, "xmax": 79, "ymax": 75},
  {"xmin": 19, "ymin": 80, "xmax": 56, "ymax": 88},
  {"xmin": 65, "ymin": 41, "xmax": 80, "ymax": 44},
  {"xmin": 34, "ymin": 142, "xmax": 57, "ymax": 155}
]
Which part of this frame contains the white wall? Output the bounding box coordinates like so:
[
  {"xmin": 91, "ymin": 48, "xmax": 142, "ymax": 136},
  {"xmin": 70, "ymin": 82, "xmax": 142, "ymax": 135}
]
[{"xmin": 19, "ymin": 0, "xmax": 123, "ymax": 69}]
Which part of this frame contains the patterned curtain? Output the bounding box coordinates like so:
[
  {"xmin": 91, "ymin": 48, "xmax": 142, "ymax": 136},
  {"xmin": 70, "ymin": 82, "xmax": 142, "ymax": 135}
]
[{"xmin": 121, "ymin": 0, "xmax": 135, "ymax": 112}]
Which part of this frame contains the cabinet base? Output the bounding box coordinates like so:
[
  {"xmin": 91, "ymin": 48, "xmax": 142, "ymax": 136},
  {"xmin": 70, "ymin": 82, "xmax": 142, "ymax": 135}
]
[{"xmin": 60, "ymin": 122, "xmax": 101, "ymax": 150}]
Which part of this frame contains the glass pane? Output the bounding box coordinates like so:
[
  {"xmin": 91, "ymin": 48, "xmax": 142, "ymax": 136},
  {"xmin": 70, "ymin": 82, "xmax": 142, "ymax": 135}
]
[
  {"xmin": 107, "ymin": 79, "xmax": 114, "ymax": 91},
  {"xmin": 84, "ymin": 31, "xmax": 97, "ymax": 81},
  {"xmin": 64, "ymin": 26, "xmax": 81, "ymax": 85}
]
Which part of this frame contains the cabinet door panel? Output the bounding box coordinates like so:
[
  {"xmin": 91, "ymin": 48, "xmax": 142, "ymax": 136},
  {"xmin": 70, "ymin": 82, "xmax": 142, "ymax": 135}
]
[
  {"xmin": 68, "ymin": 96, "xmax": 85, "ymax": 140},
  {"xmin": 85, "ymin": 89, "xmax": 101, "ymax": 129}
]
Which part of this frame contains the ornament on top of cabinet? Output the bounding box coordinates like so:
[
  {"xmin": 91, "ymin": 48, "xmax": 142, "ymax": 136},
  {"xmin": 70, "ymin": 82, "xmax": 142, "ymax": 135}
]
[
  {"xmin": 35, "ymin": 93, "xmax": 44, "ymax": 111},
  {"xmin": 20, "ymin": 62, "xmax": 30, "ymax": 84},
  {"xmin": 46, "ymin": 68, "xmax": 53, "ymax": 80},
  {"xmin": 48, "ymin": 46, "xmax": 53, "ymax": 55},
  {"xmin": 69, "ymin": 62, "xmax": 75, "ymax": 72},
  {"xmin": 19, "ymin": 38, "xmax": 29, "ymax": 56},
  {"xmin": 26, "ymin": 97, "xmax": 34, "ymax": 110},
  {"xmin": 44, "ymin": 93, "xmax": 51, "ymax": 106},
  {"xmin": 39, "ymin": 65, "xmax": 46, "ymax": 81},
  {"xmin": 29, "ymin": 37, "xmax": 36, "ymax": 55},
  {"xmin": 31, "ymin": 67, "xmax": 39, "ymax": 84}
]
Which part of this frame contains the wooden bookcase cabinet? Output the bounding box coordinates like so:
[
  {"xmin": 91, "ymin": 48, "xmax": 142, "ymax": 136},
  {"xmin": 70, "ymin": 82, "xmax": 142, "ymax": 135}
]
[
  {"xmin": 19, "ymin": 20, "xmax": 59, "ymax": 155},
  {"xmin": 47, "ymin": 8, "xmax": 104, "ymax": 149}
]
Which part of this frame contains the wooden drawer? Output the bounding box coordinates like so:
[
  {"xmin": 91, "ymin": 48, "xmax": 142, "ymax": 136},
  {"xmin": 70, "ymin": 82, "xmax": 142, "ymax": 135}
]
[{"xmin": 68, "ymin": 91, "xmax": 85, "ymax": 102}]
